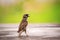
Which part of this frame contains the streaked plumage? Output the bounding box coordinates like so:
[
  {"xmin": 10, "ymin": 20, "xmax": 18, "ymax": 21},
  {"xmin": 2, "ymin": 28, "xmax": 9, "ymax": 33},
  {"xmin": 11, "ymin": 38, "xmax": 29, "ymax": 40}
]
[{"xmin": 17, "ymin": 14, "xmax": 29, "ymax": 36}]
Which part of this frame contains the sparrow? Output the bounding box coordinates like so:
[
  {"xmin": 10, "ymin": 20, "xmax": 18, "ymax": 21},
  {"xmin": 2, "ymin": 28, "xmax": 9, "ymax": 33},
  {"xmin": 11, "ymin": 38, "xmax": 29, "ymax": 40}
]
[{"xmin": 17, "ymin": 14, "xmax": 29, "ymax": 37}]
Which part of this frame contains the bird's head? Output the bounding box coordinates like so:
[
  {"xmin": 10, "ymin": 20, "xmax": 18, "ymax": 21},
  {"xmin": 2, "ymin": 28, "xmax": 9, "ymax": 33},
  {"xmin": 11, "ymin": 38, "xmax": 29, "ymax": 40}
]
[{"xmin": 23, "ymin": 14, "xmax": 29, "ymax": 18}]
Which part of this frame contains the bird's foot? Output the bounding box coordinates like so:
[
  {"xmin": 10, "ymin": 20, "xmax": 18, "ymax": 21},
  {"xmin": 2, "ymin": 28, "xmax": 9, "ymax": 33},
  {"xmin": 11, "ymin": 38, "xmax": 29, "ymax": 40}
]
[
  {"xmin": 26, "ymin": 35, "xmax": 29, "ymax": 37},
  {"xmin": 18, "ymin": 35, "xmax": 21, "ymax": 37}
]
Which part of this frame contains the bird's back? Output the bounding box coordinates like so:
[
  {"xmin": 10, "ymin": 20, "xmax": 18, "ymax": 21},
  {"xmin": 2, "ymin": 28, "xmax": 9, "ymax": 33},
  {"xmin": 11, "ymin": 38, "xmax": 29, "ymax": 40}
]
[{"xmin": 18, "ymin": 21, "xmax": 28, "ymax": 31}]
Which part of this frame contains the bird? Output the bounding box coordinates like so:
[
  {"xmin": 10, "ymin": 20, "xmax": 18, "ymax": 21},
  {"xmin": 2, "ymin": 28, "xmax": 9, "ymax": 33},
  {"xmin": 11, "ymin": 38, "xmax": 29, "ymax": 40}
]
[{"xmin": 17, "ymin": 14, "xmax": 29, "ymax": 37}]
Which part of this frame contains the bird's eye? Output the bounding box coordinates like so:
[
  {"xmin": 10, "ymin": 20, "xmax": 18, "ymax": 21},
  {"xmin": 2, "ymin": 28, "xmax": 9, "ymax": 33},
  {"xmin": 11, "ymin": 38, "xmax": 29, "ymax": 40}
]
[{"xmin": 23, "ymin": 17, "xmax": 26, "ymax": 18}]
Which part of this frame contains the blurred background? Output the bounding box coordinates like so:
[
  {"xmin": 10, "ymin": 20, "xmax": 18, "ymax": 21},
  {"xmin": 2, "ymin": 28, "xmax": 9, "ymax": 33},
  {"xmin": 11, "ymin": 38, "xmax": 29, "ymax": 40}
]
[
  {"xmin": 0, "ymin": 0, "xmax": 60, "ymax": 23},
  {"xmin": 0, "ymin": 0, "xmax": 60, "ymax": 40}
]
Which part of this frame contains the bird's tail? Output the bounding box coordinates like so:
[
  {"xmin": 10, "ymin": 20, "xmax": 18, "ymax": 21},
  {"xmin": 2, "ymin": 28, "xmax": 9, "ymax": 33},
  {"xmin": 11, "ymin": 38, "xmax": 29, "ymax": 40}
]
[{"xmin": 17, "ymin": 30, "xmax": 20, "ymax": 33}]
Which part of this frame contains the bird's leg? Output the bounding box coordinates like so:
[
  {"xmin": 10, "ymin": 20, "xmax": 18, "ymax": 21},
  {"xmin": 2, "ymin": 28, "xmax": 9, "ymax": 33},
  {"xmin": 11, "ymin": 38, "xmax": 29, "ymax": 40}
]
[
  {"xmin": 18, "ymin": 30, "xmax": 23, "ymax": 37},
  {"xmin": 25, "ymin": 30, "xmax": 28, "ymax": 37}
]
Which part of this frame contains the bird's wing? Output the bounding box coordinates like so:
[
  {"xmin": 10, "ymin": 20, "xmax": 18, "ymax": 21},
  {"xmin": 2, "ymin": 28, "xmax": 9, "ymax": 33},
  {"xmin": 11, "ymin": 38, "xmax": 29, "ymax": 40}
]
[
  {"xmin": 18, "ymin": 21, "xmax": 28, "ymax": 30},
  {"xmin": 20, "ymin": 21, "xmax": 28, "ymax": 28}
]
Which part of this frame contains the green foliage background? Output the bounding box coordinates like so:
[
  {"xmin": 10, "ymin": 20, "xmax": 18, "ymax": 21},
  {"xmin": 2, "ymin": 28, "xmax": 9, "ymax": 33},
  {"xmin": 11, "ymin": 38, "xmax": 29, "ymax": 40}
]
[{"xmin": 0, "ymin": 0, "xmax": 60, "ymax": 23}]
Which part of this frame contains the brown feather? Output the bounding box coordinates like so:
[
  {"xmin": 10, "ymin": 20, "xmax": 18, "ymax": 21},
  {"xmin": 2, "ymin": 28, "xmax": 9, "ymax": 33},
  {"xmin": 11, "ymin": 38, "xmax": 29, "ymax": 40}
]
[{"xmin": 17, "ymin": 14, "xmax": 29, "ymax": 33}]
